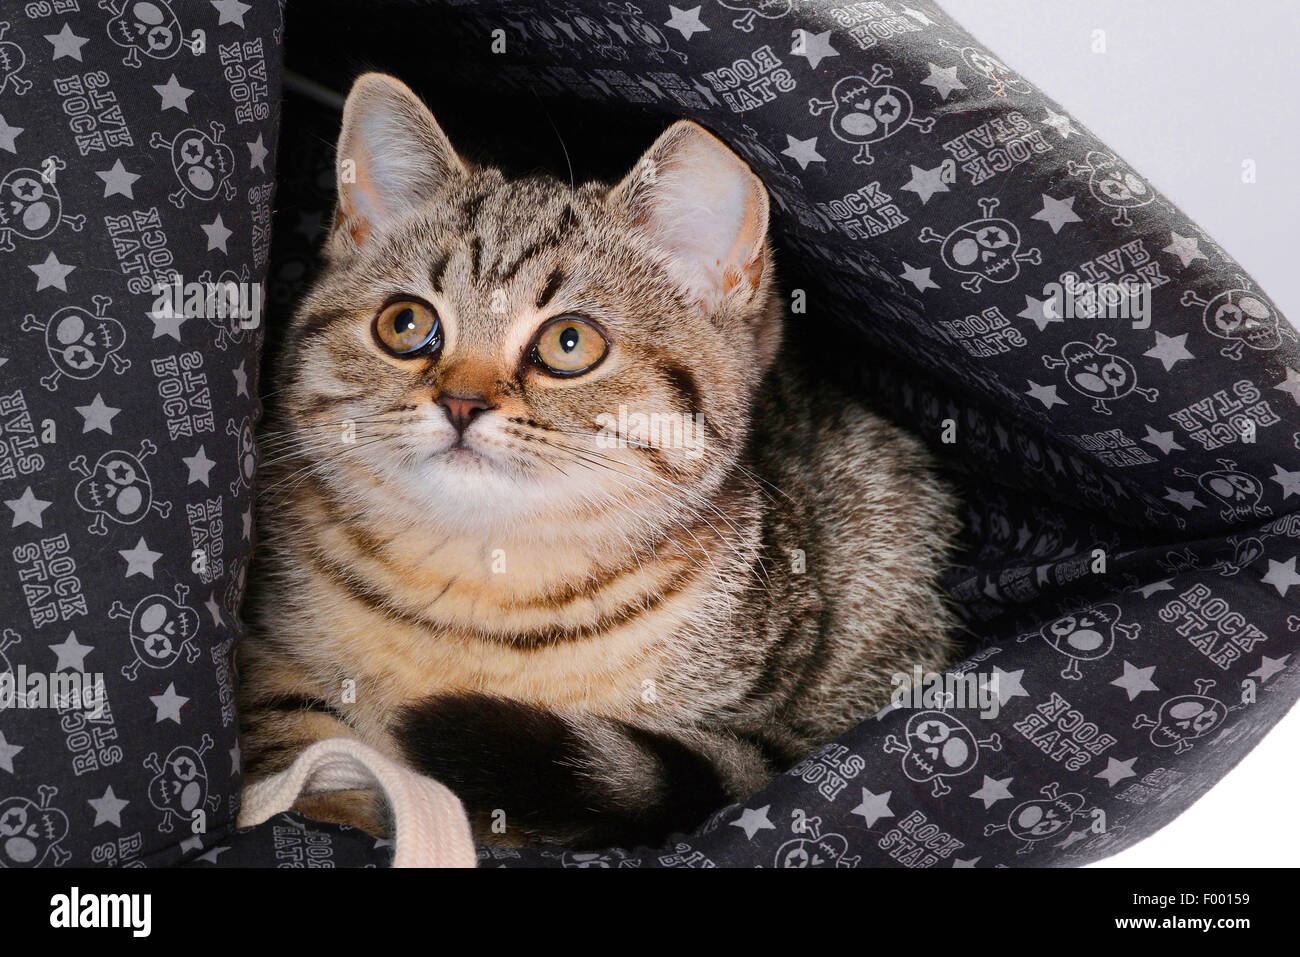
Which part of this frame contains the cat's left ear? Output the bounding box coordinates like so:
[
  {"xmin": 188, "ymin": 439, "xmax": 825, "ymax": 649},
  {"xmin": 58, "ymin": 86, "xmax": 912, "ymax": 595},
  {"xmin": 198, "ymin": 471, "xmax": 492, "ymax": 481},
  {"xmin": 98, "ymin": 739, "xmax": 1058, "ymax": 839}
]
[
  {"xmin": 330, "ymin": 72, "xmax": 465, "ymax": 255},
  {"xmin": 609, "ymin": 120, "xmax": 769, "ymax": 314}
]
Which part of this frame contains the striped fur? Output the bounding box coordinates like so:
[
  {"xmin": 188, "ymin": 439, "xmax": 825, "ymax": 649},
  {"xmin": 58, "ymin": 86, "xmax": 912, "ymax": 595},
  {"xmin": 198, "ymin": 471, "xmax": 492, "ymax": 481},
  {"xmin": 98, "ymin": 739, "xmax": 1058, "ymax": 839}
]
[{"xmin": 240, "ymin": 74, "xmax": 960, "ymax": 848}]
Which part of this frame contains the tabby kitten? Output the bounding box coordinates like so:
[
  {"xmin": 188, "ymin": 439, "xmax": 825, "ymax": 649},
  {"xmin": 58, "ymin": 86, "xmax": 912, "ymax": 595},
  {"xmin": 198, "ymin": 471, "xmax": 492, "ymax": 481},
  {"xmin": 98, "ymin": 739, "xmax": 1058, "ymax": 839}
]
[{"xmin": 240, "ymin": 72, "xmax": 960, "ymax": 849}]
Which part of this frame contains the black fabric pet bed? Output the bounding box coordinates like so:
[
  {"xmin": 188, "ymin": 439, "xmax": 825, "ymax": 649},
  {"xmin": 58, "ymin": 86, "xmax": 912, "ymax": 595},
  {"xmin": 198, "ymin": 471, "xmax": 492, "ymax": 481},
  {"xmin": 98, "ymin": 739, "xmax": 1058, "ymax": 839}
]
[{"xmin": 0, "ymin": 0, "xmax": 1295, "ymax": 868}]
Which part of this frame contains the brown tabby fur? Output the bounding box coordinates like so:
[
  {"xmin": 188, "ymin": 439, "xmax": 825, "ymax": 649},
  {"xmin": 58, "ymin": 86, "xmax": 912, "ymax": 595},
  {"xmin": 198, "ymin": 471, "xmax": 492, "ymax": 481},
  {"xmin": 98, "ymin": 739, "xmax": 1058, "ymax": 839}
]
[{"xmin": 240, "ymin": 73, "xmax": 960, "ymax": 848}]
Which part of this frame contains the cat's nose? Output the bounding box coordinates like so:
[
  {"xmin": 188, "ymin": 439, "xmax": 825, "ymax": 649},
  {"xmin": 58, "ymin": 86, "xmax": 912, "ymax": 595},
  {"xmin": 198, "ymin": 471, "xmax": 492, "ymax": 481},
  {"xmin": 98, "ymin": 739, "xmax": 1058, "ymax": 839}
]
[{"xmin": 437, "ymin": 393, "xmax": 495, "ymax": 436}]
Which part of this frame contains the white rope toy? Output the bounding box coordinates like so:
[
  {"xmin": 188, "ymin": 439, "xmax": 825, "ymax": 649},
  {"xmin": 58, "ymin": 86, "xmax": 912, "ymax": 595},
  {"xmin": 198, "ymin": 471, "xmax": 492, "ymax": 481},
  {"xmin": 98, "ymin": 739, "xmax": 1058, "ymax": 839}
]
[{"xmin": 237, "ymin": 738, "xmax": 477, "ymax": 868}]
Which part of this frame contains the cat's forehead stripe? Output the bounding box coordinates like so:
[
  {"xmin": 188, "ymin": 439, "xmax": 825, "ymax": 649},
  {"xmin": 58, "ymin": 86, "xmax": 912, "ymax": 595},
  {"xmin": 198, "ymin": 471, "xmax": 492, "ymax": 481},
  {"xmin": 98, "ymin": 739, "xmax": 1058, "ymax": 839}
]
[
  {"xmin": 429, "ymin": 251, "xmax": 451, "ymax": 293},
  {"xmin": 536, "ymin": 268, "xmax": 564, "ymax": 310}
]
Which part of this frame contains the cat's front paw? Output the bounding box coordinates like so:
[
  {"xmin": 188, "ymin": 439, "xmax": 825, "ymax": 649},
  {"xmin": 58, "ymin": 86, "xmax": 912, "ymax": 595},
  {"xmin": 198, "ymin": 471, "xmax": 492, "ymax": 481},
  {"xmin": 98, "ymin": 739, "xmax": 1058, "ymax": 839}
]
[{"xmin": 293, "ymin": 788, "xmax": 389, "ymax": 838}]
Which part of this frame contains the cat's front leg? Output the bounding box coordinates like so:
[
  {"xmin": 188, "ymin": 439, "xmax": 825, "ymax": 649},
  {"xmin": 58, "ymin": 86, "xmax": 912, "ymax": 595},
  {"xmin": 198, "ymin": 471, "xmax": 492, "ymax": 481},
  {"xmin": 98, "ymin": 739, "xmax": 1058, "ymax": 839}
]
[
  {"xmin": 392, "ymin": 692, "xmax": 767, "ymax": 849},
  {"xmin": 238, "ymin": 651, "xmax": 388, "ymax": 836}
]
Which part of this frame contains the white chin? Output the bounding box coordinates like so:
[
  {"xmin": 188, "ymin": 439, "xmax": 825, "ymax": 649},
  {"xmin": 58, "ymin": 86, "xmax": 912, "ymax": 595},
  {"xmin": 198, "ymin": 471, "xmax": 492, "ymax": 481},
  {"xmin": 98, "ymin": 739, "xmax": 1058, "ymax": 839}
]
[{"xmin": 402, "ymin": 445, "xmax": 555, "ymax": 527}]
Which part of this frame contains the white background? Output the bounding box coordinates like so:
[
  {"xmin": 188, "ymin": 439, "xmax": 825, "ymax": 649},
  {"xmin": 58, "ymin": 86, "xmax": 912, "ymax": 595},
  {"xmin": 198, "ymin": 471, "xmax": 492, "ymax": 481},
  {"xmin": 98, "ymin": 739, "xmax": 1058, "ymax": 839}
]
[{"xmin": 937, "ymin": 0, "xmax": 1299, "ymax": 866}]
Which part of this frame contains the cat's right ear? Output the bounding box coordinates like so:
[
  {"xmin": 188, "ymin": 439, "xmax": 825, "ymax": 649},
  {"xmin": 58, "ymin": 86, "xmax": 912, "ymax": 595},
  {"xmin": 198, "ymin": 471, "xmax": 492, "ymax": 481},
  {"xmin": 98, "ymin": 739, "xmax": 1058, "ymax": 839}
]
[{"xmin": 330, "ymin": 72, "xmax": 465, "ymax": 256}]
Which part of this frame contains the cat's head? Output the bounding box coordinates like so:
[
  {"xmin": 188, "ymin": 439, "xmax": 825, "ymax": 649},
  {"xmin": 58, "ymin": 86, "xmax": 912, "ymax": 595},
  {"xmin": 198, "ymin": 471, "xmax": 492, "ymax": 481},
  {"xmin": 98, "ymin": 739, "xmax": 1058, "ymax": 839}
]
[{"xmin": 278, "ymin": 73, "xmax": 779, "ymax": 535}]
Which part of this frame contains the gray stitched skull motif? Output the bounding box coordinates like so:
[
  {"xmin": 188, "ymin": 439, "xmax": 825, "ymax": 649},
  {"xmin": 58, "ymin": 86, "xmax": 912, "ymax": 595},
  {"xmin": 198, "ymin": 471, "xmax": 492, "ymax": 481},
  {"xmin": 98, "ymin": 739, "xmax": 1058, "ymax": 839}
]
[
  {"xmin": 22, "ymin": 296, "xmax": 129, "ymax": 391},
  {"xmin": 1213, "ymin": 536, "xmax": 1265, "ymax": 577},
  {"xmin": 940, "ymin": 37, "xmax": 1033, "ymax": 95},
  {"xmin": 69, "ymin": 439, "xmax": 172, "ymax": 535},
  {"xmin": 773, "ymin": 815, "xmax": 860, "ymax": 868},
  {"xmin": 109, "ymin": 583, "xmax": 201, "ymax": 680},
  {"xmin": 197, "ymin": 265, "xmax": 254, "ymax": 350},
  {"xmin": 809, "ymin": 65, "xmax": 935, "ymax": 165},
  {"xmin": 101, "ymin": 0, "xmax": 187, "ymax": 68},
  {"xmin": 1133, "ymin": 679, "xmax": 1230, "ymax": 754},
  {"xmin": 919, "ymin": 197, "xmax": 1041, "ymax": 293},
  {"xmin": 1180, "ymin": 278, "xmax": 1285, "ymax": 360},
  {"xmin": 143, "ymin": 735, "xmax": 218, "ymax": 833},
  {"xmin": 1067, "ymin": 151, "xmax": 1155, "ymax": 227},
  {"xmin": 1175, "ymin": 459, "xmax": 1272, "ymax": 523},
  {"xmin": 1042, "ymin": 333, "xmax": 1158, "ymax": 414},
  {"xmin": 883, "ymin": 711, "xmax": 1002, "ymax": 796},
  {"xmin": 0, "ymin": 786, "xmax": 71, "ymax": 868},
  {"xmin": 228, "ymin": 415, "xmax": 257, "ymax": 497},
  {"xmin": 150, "ymin": 122, "xmax": 237, "ymax": 208},
  {"xmin": 984, "ymin": 783, "xmax": 1086, "ymax": 854},
  {"xmin": 0, "ymin": 21, "xmax": 32, "ymax": 95},
  {"xmin": 0, "ymin": 159, "xmax": 85, "ymax": 250},
  {"xmin": 565, "ymin": 10, "xmax": 621, "ymax": 61},
  {"xmin": 717, "ymin": 0, "xmax": 792, "ymax": 33},
  {"xmin": 605, "ymin": 2, "xmax": 687, "ymax": 63},
  {"xmin": 1020, "ymin": 602, "xmax": 1139, "ymax": 680}
]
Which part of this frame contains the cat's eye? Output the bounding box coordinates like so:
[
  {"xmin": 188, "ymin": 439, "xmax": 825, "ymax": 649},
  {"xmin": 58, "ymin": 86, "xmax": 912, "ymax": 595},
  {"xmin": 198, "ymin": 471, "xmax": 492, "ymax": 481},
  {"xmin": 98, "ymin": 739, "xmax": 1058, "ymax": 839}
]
[
  {"xmin": 530, "ymin": 315, "xmax": 609, "ymax": 377},
  {"xmin": 373, "ymin": 299, "xmax": 441, "ymax": 357}
]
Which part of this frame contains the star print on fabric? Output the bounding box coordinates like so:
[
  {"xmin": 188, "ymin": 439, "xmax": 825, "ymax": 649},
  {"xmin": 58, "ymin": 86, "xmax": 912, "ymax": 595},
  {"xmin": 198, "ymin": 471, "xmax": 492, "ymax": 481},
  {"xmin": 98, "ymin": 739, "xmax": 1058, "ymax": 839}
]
[
  {"xmin": 0, "ymin": 731, "xmax": 23, "ymax": 773},
  {"xmin": 1040, "ymin": 107, "xmax": 1079, "ymax": 139},
  {"xmin": 183, "ymin": 445, "xmax": 217, "ymax": 486},
  {"xmin": 154, "ymin": 74, "xmax": 195, "ymax": 112},
  {"xmin": 1262, "ymin": 556, "xmax": 1300, "ymax": 597},
  {"xmin": 1018, "ymin": 294, "xmax": 1061, "ymax": 332},
  {"xmin": 211, "ymin": 0, "xmax": 253, "ymax": 26},
  {"xmin": 919, "ymin": 62, "xmax": 965, "ymax": 101},
  {"xmin": 1095, "ymin": 756, "xmax": 1138, "ymax": 787},
  {"xmin": 119, "ymin": 537, "xmax": 163, "ymax": 579},
  {"xmin": 900, "ymin": 262, "xmax": 939, "ymax": 292},
  {"xmin": 149, "ymin": 299, "xmax": 190, "ymax": 341},
  {"xmin": 5, "ymin": 486, "xmax": 52, "ymax": 528},
  {"xmin": 1270, "ymin": 464, "xmax": 1300, "ymax": 499},
  {"xmin": 1111, "ymin": 661, "xmax": 1159, "ymax": 700},
  {"xmin": 791, "ymin": 29, "xmax": 838, "ymax": 69},
  {"xmin": 179, "ymin": 835, "xmax": 205, "ymax": 855},
  {"xmin": 0, "ymin": 114, "xmax": 22, "ymax": 153},
  {"xmin": 729, "ymin": 805, "xmax": 776, "ymax": 839},
  {"xmin": 1144, "ymin": 331, "xmax": 1195, "ymax": 371},
  {"xmin": 1031, "ymin": 193, "xmax": 1082, "ymax": 233},
  {"xmin": 1025, "ymin": 380, "xmax": 1066, "ymax": 409},
  {"xmin": 952, "ymin": 856, "xmax": 980, "ymax": 868},
  {"xmin": 75, "ymin": 393, "xmax": 121, "ymax": 434},
  {"xmin": 95, "ymin": 159, "xmax": 141, "ymax": 199},
  {"xmin": 45, "ymin": 23, "xmax": 90, "ymax": 61},
  {"xmin": 29, "ymin": 251, "xmax": 76, "ymax": 291},
  {"xmin": 1140, "ymin": 425, "xmax": 1184, "ymax": 455},
  {"xmin": 247, "ymin": 133, "xmax": 269, "ymax": 171},
  {"xmin": 233, "ymin": 361, "xmax": 249, "ymax": 396},
  {"xmin": 970, "ymin": 775, "xmax": 1014, "ymax": 809},
  {"xmin": 205, "ymin": 593, "xmax": 224, "ymax": 627},
  {"xmin": 1162, "ymin": 230, "xmax": 1208, "ymax": 268},
  {"xmin": 850, "ymin": 787, "xmax": 894, "ymax": 827},
  {"xmin": 202, "ymin": 214, "xmax": 233, "ymax": 252},
  {"xmin": 1274, "ymin": 367, "xmax": 1300, "ymax": 405},
  {"xmin": 899, "ymin": 5, "xmax": 935, "ymax": 27},
  {"xmin": 1163, "ymin": 487, "xmax": 1204, "ymax": 511},
  {"xmin": 49, "ymin": 631, "xmax": 94, "ymax": 672},
  {"xmin": 151, "ymin": 683, "xmax": 190, "ymax": 724},
  {"xmin": 664, "ymin": 6, "xmax": 709, "ymax": 40},
  {"xmin": 1250, "ymin": 655, "xmax": 1289, "ymax": 684},
  {"xmin": 197, "ymin": 846, "xmax": 231, "ymax": 864},
  {"xmin": 990, "ymin": 666, "xmax": 1029, "ymax": 704},
  {"xmin": 229, "ymin": 739, "xmax": 242, "ymax": 775},
  {"xmin": 1134, "ymin": 578, "xmax": 1174, "ymax": 598},
  {"xmin": 780, "ymin": 134, "xmax": 825, "ymax": 169},
  {"xmin": 901, "ymin": 163, "xmax": 950, "ymax": 204},
  {"xmin": 88, "ymin": 786, "xmax": 130, "ymax": 827}
]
